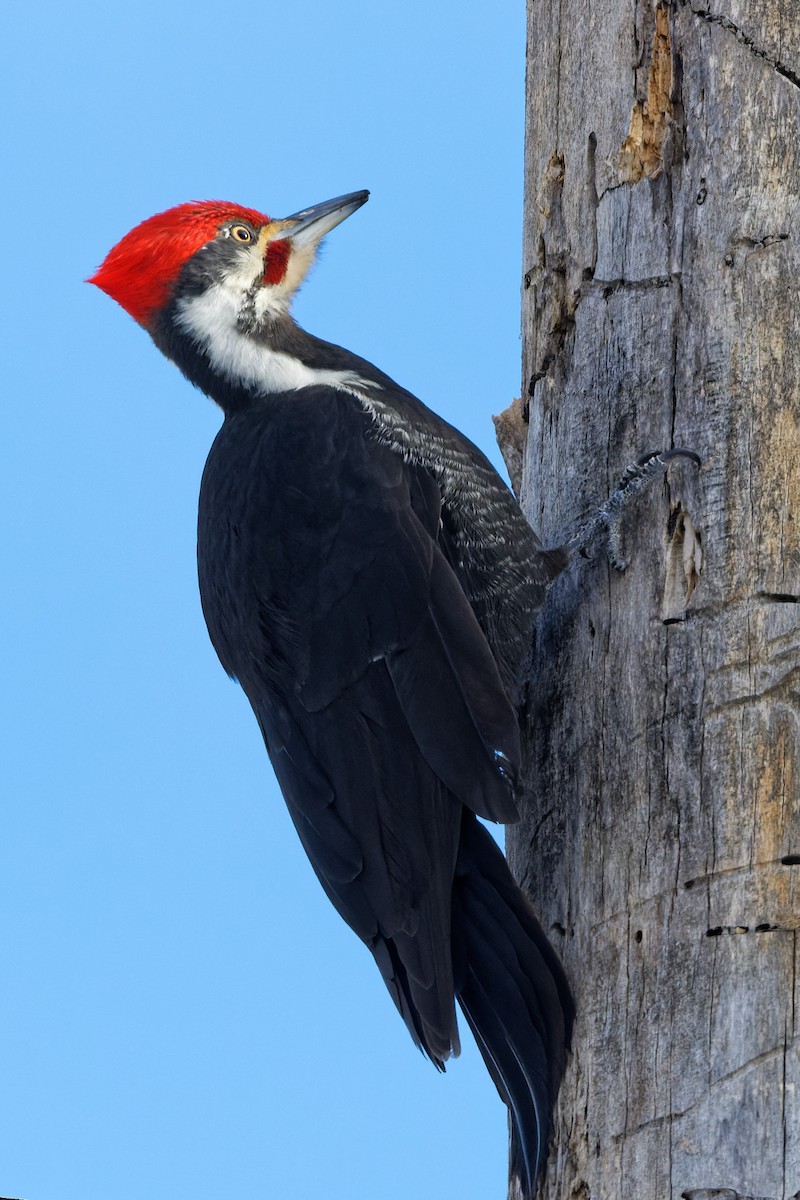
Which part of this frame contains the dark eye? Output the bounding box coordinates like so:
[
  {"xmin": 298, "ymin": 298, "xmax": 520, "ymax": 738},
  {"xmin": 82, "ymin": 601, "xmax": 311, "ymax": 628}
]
[{"xmin": 231, "ymin": 224, "xmax": 253, "ymax": 243}]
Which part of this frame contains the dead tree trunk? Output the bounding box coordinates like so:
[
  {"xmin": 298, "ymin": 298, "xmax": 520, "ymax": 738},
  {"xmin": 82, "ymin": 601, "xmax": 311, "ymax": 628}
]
[{"xmin": 498, "ymin": 2, "xmax": 800, "ymax": 1196}]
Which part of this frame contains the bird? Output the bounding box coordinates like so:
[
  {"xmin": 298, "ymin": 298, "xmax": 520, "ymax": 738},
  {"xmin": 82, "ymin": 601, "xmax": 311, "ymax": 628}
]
[{"xmin": 89, "ymin": 190, "xmax": 575, "ymax": 1197}]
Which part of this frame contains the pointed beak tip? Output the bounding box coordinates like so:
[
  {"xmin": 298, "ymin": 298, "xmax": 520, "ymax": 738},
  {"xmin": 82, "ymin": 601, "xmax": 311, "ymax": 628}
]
[{"xmin": 281, "ymin": 189, "xmax": 371, "ymax": 246}]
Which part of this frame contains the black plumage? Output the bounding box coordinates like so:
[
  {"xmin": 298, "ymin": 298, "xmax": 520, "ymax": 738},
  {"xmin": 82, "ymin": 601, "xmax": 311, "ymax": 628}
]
[{"xmin": 192, "ymin": 377, "xmax": 572, "ymax": 1191}]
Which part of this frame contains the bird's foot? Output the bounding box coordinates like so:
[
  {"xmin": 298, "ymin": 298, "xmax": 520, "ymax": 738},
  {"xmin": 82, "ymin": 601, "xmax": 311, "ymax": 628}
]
[{"xmin": 566, "ymin": 448, "xmax": 701, "ymax": 571}]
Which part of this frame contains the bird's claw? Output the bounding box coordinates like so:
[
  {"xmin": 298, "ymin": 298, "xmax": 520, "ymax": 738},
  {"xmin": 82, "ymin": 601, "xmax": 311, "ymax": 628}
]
[{"xmin": 567, "ymin": 446, "xmax": 701, "ymax": 570}]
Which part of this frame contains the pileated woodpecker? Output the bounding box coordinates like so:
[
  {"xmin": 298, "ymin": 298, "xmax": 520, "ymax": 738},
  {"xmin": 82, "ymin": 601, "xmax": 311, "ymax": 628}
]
[{"xmin": 90, "ymin": 190, "xmax": 574, "ymax": 1196}]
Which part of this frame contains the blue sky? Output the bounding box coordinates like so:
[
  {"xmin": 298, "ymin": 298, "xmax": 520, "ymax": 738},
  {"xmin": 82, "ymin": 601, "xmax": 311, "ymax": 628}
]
[{"xmin": 3, "ymin": 2, "xmax": 527, "ymax": 1197}]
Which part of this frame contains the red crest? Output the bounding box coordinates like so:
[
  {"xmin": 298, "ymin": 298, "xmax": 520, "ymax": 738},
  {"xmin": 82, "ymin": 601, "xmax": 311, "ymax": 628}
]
[{"xmin": 88, "ymin": 201, "xmax": 270, "ymax": 326}]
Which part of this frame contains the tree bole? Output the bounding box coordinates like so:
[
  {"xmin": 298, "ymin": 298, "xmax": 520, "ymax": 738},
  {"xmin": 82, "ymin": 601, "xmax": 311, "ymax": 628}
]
[{"xmin": 502, "ymin": 2, "xmax": 800, "ymax": 1196}]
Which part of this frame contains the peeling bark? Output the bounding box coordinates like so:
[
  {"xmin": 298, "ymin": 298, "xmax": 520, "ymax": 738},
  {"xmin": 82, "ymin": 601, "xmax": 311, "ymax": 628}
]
[
  {"xmin": 494, "ymin": 396, "xmax": 529, "ymax": 496},
  {"xmin": 618, "ymin": 6, "xmax": 674, "ymax": 183},
  {"xmin": 508, "ymin": 0, "xmax": 800, "ymax": 1196}
]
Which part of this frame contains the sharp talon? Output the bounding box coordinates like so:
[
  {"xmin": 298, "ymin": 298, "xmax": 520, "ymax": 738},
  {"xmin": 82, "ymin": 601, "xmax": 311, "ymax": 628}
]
[{"xmin": 565, "ymin": 444, "xmax": 701, "ymax": 566}]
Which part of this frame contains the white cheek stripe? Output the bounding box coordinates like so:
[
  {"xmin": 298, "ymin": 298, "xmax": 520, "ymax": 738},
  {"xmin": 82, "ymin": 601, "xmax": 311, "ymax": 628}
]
[{"xmin": 175, "ymin": 285, "xmax": 373, "ymax": 398}]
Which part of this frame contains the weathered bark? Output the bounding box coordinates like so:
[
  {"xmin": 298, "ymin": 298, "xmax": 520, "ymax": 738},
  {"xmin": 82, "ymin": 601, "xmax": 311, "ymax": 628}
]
[{"xmin": 499, "ymin": 1, "xmax": 800, "ymax": 1197}]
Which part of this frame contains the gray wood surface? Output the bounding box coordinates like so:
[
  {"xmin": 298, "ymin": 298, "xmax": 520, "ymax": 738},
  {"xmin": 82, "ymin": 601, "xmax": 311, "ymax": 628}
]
[{"xmin": 500, "ymin": 2, "xmax": 800, "ymax": 1196}]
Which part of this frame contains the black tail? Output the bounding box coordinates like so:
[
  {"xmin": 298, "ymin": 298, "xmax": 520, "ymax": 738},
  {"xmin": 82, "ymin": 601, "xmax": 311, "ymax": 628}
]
[{"xmin": 452, "ymin": 813, "xmax": 574, "ymax": 1198}]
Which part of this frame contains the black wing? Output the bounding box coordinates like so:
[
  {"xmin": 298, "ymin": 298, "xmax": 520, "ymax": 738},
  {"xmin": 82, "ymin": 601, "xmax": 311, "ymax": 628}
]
[{"xmin": 197, "ymin": 386, "xmax": 523, "ymax": 1061}]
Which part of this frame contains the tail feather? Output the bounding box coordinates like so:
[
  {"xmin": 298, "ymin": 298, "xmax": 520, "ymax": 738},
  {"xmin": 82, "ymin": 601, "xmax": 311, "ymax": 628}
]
[
  {"xmin": 460, "ymin": 966, "xmax": 546, "ymax": 1193},
  {"xmin": 453, "ymin": 813, "xmax": 574, "ymax": 1197}
]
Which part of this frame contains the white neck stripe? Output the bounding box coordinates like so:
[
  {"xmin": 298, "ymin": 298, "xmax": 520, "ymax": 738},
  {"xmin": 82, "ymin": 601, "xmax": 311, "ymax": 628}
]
[{"xmin": 175, "ymin": 284, "xmax": 374, "ymax": 397}]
